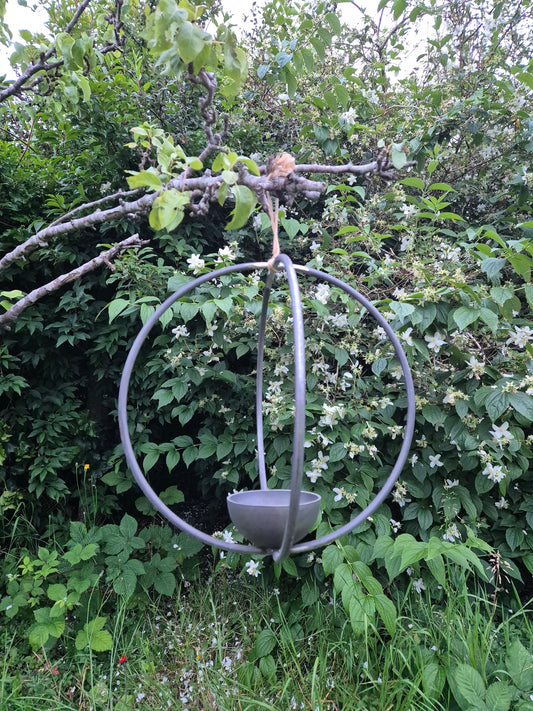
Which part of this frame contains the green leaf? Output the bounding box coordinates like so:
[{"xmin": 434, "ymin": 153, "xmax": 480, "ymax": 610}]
[
  {"xmin": 505, "ymin": 527, "xmax": 524, "ymax": 551},
  {"xmin": 372, "ymin": 357, "xmax": 387, "ymax": 376},
  {"xmin": 47, "ymin": 584, "xmax": 67, "ymax": 602},
  {"xmin": 390, "ymin": 301, "xmax": 415, "ymax": 319},
  {"xmin": 391, "ymin": 145, "xmax": 407, "ymax": 169},
  {"xmin": 428, "ymin": 182, "xmax": 455, "ymax": 192},
  {"xmin": 259, "ymin": 654, "xmax": 277, "ymax": 680},
  {"xmin": 119, "ymin": 513, "xmax": 138, "ymax": 539},
  {"xmin": 426, "ymin": 553, "xmax": 446, "ymax": 586},
  {"xmin": 422, "ymin": 404, "xmax": 444, "ymax": 426},
  {"xmin": 325, "ymin": 12, "xmax": 342, "ymax": 35},
  {"xmin": 509, "ymin": 392, "xmax": 533, "ymax": 421},
  {"xmin": 126, "ymin": 169, "xmax": 163, "ymax": 191},
  {"xmin": 149, "ymin": 190, "xmax": 189, "ymax": 231},
  {"xmin": 507, "ymin": 252, "xmax": 531, "ymax": 281},
  {"xmin": 490, "ymin": 286, "xmax": 514, "ymax": 306},
  {"xmin": 75, "ymin": 616, "xmax": 113, "ymax": 652},
  {"xmin": 301, "ymin": 580, "xmax": 319, "ymax": 607},
  {"xmin": 421, "ymin": 663, "xmax": 446, "ymax": 699},
  {"xmin": 254, "ymin": 628, "xmax": 277, "ymax": 658},
  {"xmin": 154, "ymin": 571, "xmax": 176, "ymax": 596},
  {"xmin": 506, "ymin": 639, "xmax": 533, "ymax": 691},
  {"xmin": 401, "ymin": 177, "xmax": 425, "ymax": 190},
  {"xmin": 329, "ymin": 442, "xmax": 347, "ymax": 463},
  {"xmin": 108, "ymin": 298, "xmax": 130, "ymax": 323},
  {"xmin": 282, "ymin": 557, "xmax": 298, "ymax": 577},
  {"xmin": 452, "ymin": 306, "xmax": 479, "ymax": 330},
  {"xmin": 392, "ymin": 0, "xmax": 407, "ymax": 19},
  {"xmin": 485, "ymin": 390, "xmax": 510, "ymax": 421},
  {"xmin": 309, "ymin": 37, "xmax": 325, "ymax": 61},
  {"xmin": 177, "ymin": 21, "xmax": 206, "ymax": 63},
  {"xmin": 29, "ymin": 607, "xmax": 65, "ymax": 648},
  {"xmin": 480, "ymin": 257, "xmax": 506, "ymax": 282},
  {"xmin": 484, "ymin": 681, "xmax": 511, "ymax": 711},
  {"xmin": 516, "ymin": 72, "xmax": 533, "ymax": 90},
  {"xmin": 159, "ymin": 485, "xmax": 184, "ymax": 505},
  {"xmin": 225, "ymin": 185, "xmax": 256, "ymax": 230},
  {"xmin": 524, "ymin": 284, "xmax": 533, "ymax": 310},
  {"xmin": 451, "ymin": 663, "xmax": 486, "ymax": 706},
  {"xmin": 479, "ymin": 307, "xmax": 498, "ymax": 332},
  {"xmin": 29, "ymin": 625, "xmax": 51, "ymax": 649},
  {"xmin": 373, "ymin": 593, "xmax": 396, "ymax": 636},
  {"xmin": 322, "ymin": 545, "xmax": 344, "ymax": 576}
]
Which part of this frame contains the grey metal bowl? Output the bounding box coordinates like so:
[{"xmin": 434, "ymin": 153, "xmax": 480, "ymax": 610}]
[{"xmin": 227, "ymin": 489, "xmax": 321, "ymax": 550}]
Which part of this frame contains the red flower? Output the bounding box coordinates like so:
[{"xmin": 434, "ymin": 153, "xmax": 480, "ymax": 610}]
[
  {"xmin": 117, "ymin": 655, "xmax": 126, "ymax": 664},
  {"xmin": 51, "ymin": 665, "xmax": 59, "ymax": 675}
]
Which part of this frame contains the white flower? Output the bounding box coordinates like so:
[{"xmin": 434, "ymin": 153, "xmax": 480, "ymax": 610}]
[
  {"xmin": 424, "ymin": 332, "xmax": 446, "ymax": 353},
  {"xmin": 245, "ymin": 560, "xmax": 260, "ymax": 577},
  {"xmin": 400, "ymin": 233, "xmax": 414, "ymax": 251},
  {"xmin": 401, "ymin": 203, "xmax": 417, "ymax": 219},
  {"xmin": 442, "ymin": 523, "xmax": 461, "ymax": 542},
  {"xmin": 328, "ymin": 312, "xmax": 348, "ymax": 328},
  {"xmin": 443, "ymin": 478, "xmax": 459, "ymax": 489},
  {"xmin": 312, "ymin": 451, "xmax": 329, "ymax": 471},
  {"xmin": 315, "ymin": 283, "xmax": 330, "ymax": 304},
  {"xmin": 318, "ymin": 403, "xmax": 344, "ymax": 428},
  {"xmin": 392, "ymin": 481, "xmax": 411, "ymax": 507},
  {"xmin": 306, "ymin": 469, "xmax": 322, "ymax": 484},
  {"xmin": 506, "ymin": 326, "xmax": 533, "ymax": 349},
  {"xmin": 333, "ymin": 487, "xmax": 343, "ymax": 502},
  {"xmin": 494, "ymin": 496, "xmax": 508, "ymax": 510},
  {"xmin": 409, "ymin": 454, "xmax": 419, "ymax": 466},
  {"xmin": 490, "ymin": 422, "xmax": 514, "ymax": 447},
  {"xmin": 389, "ymin": 519, "xmax": 401, "ymax": 533},
  {"xmin": 429, "ymin": 454, "xmax": 443, "ymax": 468},
  {"xmin": 413, "ymin": 578, "xmax": 426, "ymax": 593},
  {"xmin": 482, "ymin": 463, "xmax": 506, "ymax": 483},
  {"xmin": 187, "ymin": 253, "xmax": 205, "ymax": 274},
  {"xmin": 340, "ymin": 107, "xmax": 358, "ymax": 127},
  {"xmin": 221, "ymin": 656, "xmax": 232, "ymax": 670},
  {"xmin": 217, "ymin": 246, "xmax": 235, "ymax": 262},
  {"xmin": 172, "ymin": 324, "xmax": 189, "ymax": 339},
  {"xmin": 467, "ymin": 356, "xmax": 485, "ymax": 379},
  {"xmin": 222, "ymin": 530, "xmax": 234, "ymax": 543}
]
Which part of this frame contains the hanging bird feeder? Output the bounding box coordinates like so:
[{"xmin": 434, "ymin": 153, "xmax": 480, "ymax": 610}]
[{"xmin": 118, "ymin": 254, "xmax": 415, "ymax": 561}]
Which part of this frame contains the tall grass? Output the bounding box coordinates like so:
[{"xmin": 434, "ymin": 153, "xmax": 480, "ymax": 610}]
[{"xmin": 1, "ymin": 563, "xmax": 531, "ymax": 711}]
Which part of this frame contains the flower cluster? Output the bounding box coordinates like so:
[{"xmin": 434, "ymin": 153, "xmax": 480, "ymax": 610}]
[
  {"xmin": 482, "ymin": 462, "xmax": 507, "ymax": 483},
  {"xmin": 306, "ymin": 451, "xmax": 329, "ymax": 483}
]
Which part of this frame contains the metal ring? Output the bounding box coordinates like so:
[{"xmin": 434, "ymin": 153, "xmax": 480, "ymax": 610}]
[{"xmin": 118, "ymin": 258, "xmax": 415, "ymax": 558}]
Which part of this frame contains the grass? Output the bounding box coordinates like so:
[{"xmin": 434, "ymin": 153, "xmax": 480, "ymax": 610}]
[{"xmin": 1, "ymin": 560, "xmax": 532, "ymax": 711}]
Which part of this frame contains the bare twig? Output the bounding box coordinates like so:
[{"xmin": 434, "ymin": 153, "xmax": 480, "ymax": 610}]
[{"xmin": 0, "ymin": 234, "xmax": 145, "ymax": 329}]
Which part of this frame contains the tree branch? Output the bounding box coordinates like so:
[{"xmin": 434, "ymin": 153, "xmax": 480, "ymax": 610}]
[
  {"xmin": 0, "ymin": 156, "xmax": 414, "ymax": 274},
  {"xmin": 0, "ymin": 234, "xmax": 145, "ymax": 329},
  {"xmin": 0, "ymin": 0, "xmax": 125, "ymax": 103}
]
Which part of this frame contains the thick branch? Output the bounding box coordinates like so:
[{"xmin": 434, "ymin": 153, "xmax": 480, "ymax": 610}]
[
  {"xmin": 186, "ymin": 66, "xmax": 228, "ymax": 165},
  {"xmin": 0, "ymin": 234, "xmax": 145, "ymax": 329},
  {"xmin": 0, "ymin": 157, "xmax": 413, "ymax": 274}
]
